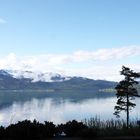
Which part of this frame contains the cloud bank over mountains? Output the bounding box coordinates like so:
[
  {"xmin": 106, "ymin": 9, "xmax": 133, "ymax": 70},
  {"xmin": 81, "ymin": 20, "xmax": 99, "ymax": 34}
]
[{"xmin": 0, "ymin": 46, "xmax": 139, "ymax": 81}]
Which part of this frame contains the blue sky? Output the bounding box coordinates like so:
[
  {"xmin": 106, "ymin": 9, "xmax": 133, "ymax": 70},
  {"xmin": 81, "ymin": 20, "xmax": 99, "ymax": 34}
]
[{"xmin": 0, "ymin": 0, "xmax": 140, "ymax": 81}]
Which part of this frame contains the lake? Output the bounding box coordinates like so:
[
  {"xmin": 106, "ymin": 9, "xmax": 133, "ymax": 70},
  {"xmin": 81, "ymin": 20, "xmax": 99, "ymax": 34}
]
[{"xmin": 0, "ymin": 96, "xmax": 140, "ymax": 126}]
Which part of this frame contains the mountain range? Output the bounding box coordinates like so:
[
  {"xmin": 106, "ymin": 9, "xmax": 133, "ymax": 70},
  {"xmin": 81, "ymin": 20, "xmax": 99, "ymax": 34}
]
[{"xmin": 0, "ymin": 69, "xmax": 117, "ymax": 91}]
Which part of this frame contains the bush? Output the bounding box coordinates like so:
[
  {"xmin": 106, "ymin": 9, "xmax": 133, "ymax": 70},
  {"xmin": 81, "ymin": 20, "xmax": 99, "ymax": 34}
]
[
  {"xmin": 5, "ymin": 120, "xmax": 56, "ymax": 139},
  {"xmin": 63, "ymin": 120, "xmax": 87, "ymax": 137}
]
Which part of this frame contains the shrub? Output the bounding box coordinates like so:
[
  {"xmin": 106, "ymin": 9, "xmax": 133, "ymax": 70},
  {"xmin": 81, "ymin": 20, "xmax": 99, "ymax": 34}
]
[{"xmin": 63, "ymin": 120, "xmax": 87, "ymax": 137}]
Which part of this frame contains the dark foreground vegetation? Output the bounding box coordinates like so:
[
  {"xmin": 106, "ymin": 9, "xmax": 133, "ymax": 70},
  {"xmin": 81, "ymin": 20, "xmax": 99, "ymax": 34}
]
[{"xmin": 0, "ymin": 118, "xmax": 140, "ymax": 139}]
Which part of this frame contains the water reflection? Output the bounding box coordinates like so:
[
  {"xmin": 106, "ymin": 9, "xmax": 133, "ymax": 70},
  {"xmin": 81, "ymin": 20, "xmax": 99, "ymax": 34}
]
[{"xmin": 0, "ymin": 97, "xmax": 139, "ymax": 126}]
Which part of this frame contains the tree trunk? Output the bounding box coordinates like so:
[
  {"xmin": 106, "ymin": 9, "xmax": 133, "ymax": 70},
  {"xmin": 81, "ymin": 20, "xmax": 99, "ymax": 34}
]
[{"xmin": 126, "ymin": 92, "xmax": 129, "ymax": 129}]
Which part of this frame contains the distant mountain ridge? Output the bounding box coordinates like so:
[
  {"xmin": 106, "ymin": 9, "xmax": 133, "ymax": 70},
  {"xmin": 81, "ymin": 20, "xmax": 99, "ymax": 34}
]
[
  {"xmin": 3, "ymin": 69, "xmax": 71, "ymax": 82},
  {"xmin": 0, "ymin": 69, "xmax": 117, "ymax": 91}
]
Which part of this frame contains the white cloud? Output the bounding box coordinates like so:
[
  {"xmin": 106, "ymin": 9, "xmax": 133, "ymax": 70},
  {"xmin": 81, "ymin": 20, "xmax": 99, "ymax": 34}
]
[
  {"xmin": 0, "ymin": 46, "xmax": 140, "ymax": 81},
  {"xmin": 73, "ymin": 46, "xmax": 140, "ymax": 61},
  {"xmin": 0, "ymin": 18, "xmax": 7, "ymax": 23},
  {"xmin": 63, "ymin": 65, "xmax": 122, "ymax": 81}
]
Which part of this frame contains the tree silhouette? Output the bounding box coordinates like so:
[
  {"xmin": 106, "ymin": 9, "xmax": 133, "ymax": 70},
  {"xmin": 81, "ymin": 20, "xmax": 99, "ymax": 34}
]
[{"xmin": 114, "ymin": 66, "xmax": 140, "ymax": 128}]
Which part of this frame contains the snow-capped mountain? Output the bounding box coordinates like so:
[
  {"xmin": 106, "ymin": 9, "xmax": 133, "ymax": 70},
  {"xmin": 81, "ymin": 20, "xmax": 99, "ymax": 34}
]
[
  {"xmin": 0, "ymin": 69, "xmax": 117, "ymax": 91},
  {"xmin": 1, "ymin": 69, "xmax": 71, "ymax": 82}
]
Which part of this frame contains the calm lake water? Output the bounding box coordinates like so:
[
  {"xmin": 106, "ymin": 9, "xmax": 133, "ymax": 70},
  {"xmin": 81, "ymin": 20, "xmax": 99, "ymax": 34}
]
[{"xmin": 0, "ymin": 97, "xmax": 140, "ymax": 126}]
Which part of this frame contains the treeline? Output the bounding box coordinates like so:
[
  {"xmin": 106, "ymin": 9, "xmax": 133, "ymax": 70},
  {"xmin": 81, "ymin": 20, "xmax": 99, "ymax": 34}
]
[
  {"xmin": 0, "ymin": 120, "xmax": 90, "ymax": 139},
  {"xmin": 0, "ymin": 119, "xmax": 140, "ymax": 139}
]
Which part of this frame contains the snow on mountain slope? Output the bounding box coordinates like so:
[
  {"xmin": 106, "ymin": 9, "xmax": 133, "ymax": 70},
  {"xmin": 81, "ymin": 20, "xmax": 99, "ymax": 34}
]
[{"xmin": 2, "ymin": 70, "xmax": 71, "ymax": 82}]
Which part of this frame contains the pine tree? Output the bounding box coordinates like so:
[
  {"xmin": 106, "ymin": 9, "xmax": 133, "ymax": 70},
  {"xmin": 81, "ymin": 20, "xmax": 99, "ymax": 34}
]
[{"xmin": 114, "ymin": 66, "xmax": 140, "ymax": 128}]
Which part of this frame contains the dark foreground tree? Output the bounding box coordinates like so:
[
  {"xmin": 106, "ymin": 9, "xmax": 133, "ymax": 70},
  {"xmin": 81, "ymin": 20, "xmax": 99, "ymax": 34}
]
[{"xmin": 114, "ymin": 66, "xmax": 140, "ymax": 128}]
